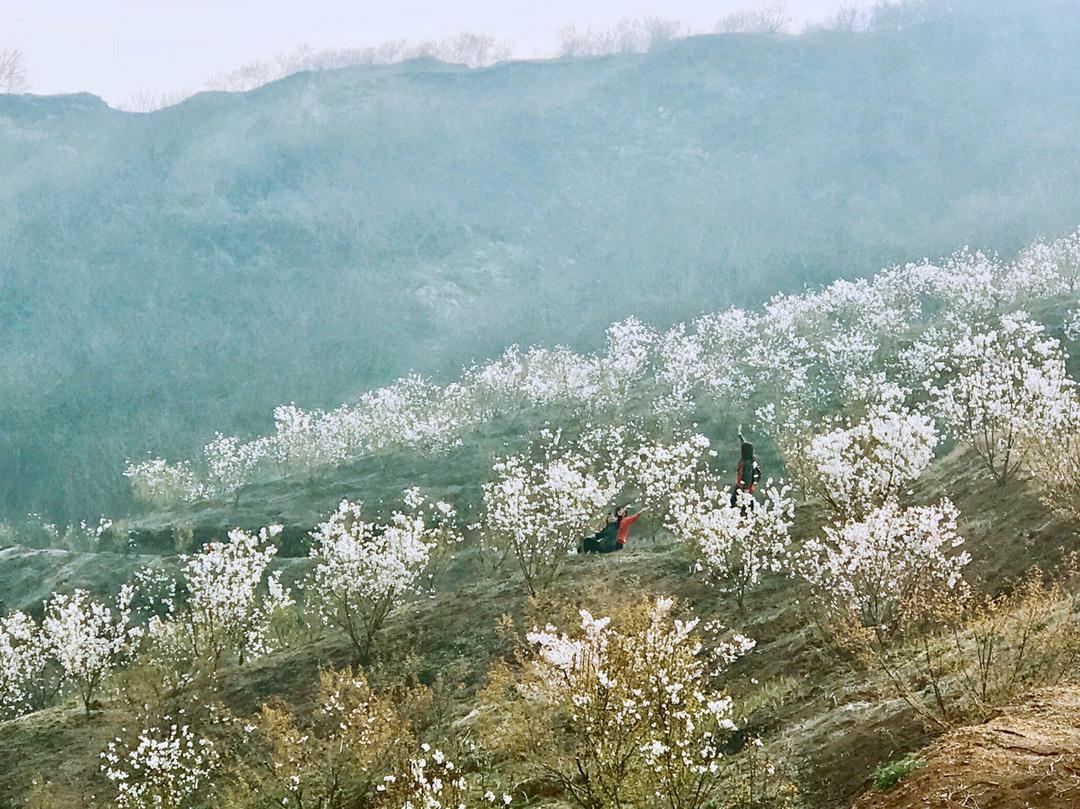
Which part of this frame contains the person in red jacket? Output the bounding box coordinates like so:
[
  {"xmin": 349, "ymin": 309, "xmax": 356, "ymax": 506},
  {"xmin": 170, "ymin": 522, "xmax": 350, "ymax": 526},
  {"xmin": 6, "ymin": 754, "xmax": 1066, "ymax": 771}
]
[
  {"xmin": 580, "ymin": 504, "xmax": 644, "ymax": 554},
  {"xmin": 730, "ymin": 433, "xmax": 761, "ymax": 513}
]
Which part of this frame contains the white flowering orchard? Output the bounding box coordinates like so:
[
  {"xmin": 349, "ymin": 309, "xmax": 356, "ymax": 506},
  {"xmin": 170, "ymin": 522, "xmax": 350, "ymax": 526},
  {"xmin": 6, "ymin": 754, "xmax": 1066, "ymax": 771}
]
[{"xmin": 121, "ymin": 231, "xmax": 1080, "ymax": 509}]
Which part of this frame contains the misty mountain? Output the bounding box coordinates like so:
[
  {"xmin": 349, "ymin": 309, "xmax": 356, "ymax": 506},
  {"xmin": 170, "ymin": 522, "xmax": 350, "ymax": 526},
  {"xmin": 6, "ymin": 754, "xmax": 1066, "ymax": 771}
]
[{"xmin": 3, "ymin": 0, "xmax": 1080, "ymax": 520}]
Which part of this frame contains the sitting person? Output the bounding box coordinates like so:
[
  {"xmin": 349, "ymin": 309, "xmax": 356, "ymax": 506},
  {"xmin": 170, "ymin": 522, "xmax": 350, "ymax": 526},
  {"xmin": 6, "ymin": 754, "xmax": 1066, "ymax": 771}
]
[
  {"xmin": 579, "ymin": 512, "xmax": 618, "ymax": 554},
  {"xmin": 580, "ymin": 504, "xmax": 644, "ymax": 554}
]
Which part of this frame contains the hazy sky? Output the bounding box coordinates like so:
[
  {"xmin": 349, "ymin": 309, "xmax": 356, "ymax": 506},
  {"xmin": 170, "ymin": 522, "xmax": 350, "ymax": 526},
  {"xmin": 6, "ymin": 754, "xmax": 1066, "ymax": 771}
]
[{"xmin": 5, "ymin": 1, "xmax": 845, "ymax": 107}]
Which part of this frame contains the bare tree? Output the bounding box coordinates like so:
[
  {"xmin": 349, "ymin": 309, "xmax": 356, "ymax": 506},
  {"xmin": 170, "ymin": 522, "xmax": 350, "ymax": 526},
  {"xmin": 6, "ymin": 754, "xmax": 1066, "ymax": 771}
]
[
  {"xmin": 121, "ymin": 88, "xmax": 193, "ymax": 113},
  {"xmin": 205, "ymin": 59, "xmax": 277, "ymax": 92},
  {"xmin": 641, "ymin": 16, "xmax": 687, "ymax": 49},
  {"xmin": 203, "ymin": 31, "xmax": 514, "ymax": 95},
  {"xmin": 715, "ymin": 1, "xmax": 792, "ymax": 35},
  {"xmin": 558, "ymin": 17, "xmax": 688, "ymax": 58},
  {"xmin": 0, "ymin": 48, "xmax": 29, "ymax": 93},
  {"xmin": 821, "ymin": 2, "xmax": 872, "ymax": 32},
  {"xmin": 413, "ymin": 32, "xmax": 513, "ymax": 68}
]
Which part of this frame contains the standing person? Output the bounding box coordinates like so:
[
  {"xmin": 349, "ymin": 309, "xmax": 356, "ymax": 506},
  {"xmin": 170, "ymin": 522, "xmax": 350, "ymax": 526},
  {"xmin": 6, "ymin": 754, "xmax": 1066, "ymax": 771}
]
[{"xmin": 731, "ymin": 432, "xmax": 761, "ymax": 511}]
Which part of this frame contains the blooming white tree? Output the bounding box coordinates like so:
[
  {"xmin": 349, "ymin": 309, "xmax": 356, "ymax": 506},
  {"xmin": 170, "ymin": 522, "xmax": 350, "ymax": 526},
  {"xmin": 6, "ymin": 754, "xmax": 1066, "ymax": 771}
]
[
  {"xmin": 100, "ymin": 718, "xmax": 218, "ymax": 809},
  {"xmin": 622, "ymin": 431, "xmax": 714, "ymax": 513},
  {"xmin": 599, "ymin": 316, "xmax": 659, "ymax": 401},
  {"xmin": 41, "ymin": 586, "xmax": 142, "ymax": 714},
  {"xmin": 1025, "ymin": 396, "xmax": 1080, "ymax": 521},
  {"xmin": 798, "ymin": 499, "xmax": 970, "ymax": 632},
  {"xmin": 376, "ymin": 744, "xmax": 473, "ymax": 809},
  {"xmin": 1065, "ymin": 309, "xmax": 1080, "ymax": 344},
  {"xmin": 652, "ymin": 323, "xmax": 706, "ymax": 415},
  {"xmin": 691, "ymin": 308, "xmax": 757, "ymax": 401},
  {"xmin": 926, "ymin": 313, "xmax": 1076, "ymax": 485},
  {"xmin": 667, "ymin": 477, "xmax": 794, "ymax": 609},
  {"xmin": 146, "ymin": 526, "xmax": 292, "ymax": 671},
  {"xmin": 123, "ymin": 458, "xmax": 206, "ymax": 507},
  {"xmin": 519, "ymin": 346, "xmax": 604, "ymax": 407},
  {"xmin": 202, "ymin": 433, "xmax": 268, "ymax": 500},
  {"xmin": 1011, "ymin": 229, "xmax": 1080, "ymax": 295},
  {"xmin": 793, "ymin": 399, "xmax": 938, "ymax": 518},
  {"xmin": 0, "ymin": 611, "xmax": 51, "ymax": 719},
  {"xmin": 307, "ymin": 493, "xmax": 460, "ymax": 660},
  {"xmin": 483, "ymin": 429, "xmax": 621, "ymax": 594}
]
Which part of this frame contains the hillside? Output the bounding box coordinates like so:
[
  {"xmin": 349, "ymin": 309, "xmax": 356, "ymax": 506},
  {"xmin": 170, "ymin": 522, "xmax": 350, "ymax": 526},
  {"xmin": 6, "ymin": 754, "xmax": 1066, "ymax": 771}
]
[
  {"xmin": 2, "ymin": 446, "xmax": 1078, "ymax": 808},
  {"xmin": 6, "ymin": 0, "xmax": 1080, "ymax": 520},
  {"xmin": 2, "ymin": 221, "xmax": 1080, "ymax": 808}
]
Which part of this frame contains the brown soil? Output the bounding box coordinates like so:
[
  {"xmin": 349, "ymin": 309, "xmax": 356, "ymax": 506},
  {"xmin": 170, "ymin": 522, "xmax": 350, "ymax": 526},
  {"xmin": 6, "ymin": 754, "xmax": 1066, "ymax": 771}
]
[{"xmin": 853, "ymin": 687, "xmax": 1080, "ymax": 809}]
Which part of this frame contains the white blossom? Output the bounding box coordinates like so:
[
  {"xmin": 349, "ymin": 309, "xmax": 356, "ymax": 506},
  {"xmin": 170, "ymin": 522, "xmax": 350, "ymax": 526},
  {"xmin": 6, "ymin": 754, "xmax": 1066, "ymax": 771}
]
[
  {"xmin": 41, "ymin": 586, "xmax": 142, "ymax": 714},
  {"xmin": 0, "ymin": 611, "xmax": 50, "ymax": 718},
  {"xmin": 798, "ymin": 499, "xmax": 970, "ymax": 631},
  {"xmin": 100, "ymin": 718, "xmax": 217, "ymax": 809}
]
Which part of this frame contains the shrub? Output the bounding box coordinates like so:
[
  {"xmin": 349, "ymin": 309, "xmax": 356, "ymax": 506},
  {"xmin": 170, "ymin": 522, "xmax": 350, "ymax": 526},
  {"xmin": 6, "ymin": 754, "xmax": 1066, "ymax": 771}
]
[
  {"xmin": 225, "ymin": 667, "xmax": 423, "ymax": 809},
  {"xmin": 100, "ymin": 715, "xmax": 219, "ymax": 809},
  {"xmin": 475, "ymin": 597, "xmax": 782, "ymax": 809},
  {"xmin": 872, "ymin": 753, "xmax": 925, "ymax": 790}
]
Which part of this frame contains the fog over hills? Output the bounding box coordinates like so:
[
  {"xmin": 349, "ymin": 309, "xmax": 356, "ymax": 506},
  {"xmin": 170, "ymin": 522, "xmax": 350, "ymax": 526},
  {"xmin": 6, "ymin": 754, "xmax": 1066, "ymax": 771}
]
[{"xmin": 3, "ymin": 0, "xmax": 1080, "ymax": 520}]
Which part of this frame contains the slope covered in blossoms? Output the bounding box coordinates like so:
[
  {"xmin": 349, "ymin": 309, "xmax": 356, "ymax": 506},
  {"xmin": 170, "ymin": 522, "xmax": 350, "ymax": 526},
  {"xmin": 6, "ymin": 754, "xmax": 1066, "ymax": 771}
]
[
  {"xmin": 6, "ymin": 0, "xmax": 1080, "ymax": 521},
  {"xmin": 2, "ymin": 227, "xmax": 1080, "ymax": 809},
  {"xmin": 2, "ymin": 454, "xmax": 1078, "ymax": 807},
  {"xmin": 123, "ymin": 230, "xmax": 1080, "ymax": 526}
]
